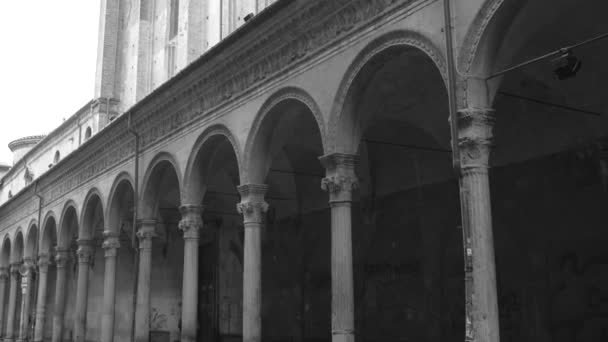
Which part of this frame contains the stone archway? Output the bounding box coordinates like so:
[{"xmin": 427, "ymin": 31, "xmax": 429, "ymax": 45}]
[
  {"xmin": 328, "ymin": 31, "xmax": 462, "ymax": 342},
  {"xmin": 243, "ymin": 87, "xmax": 329, "ymax": 342},
  {"xmin": 183, "ymin": 124, "xmax": 242, "ymax": 342}
]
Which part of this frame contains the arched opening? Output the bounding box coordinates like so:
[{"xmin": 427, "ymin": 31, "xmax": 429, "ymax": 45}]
[
  {"xmin": 247, "ymin": 92, "xmax": 330, "ymax": 341},
  {"xmin": 80, "ymin": 192, "xmax": 105, "ymax": 341},
  {"xmin": 106, "ymin": 175, "xmax": 136, "ymax": 342},
  {"xmin": 140, "ymin": 156, "xmax": 183, "ymax": 342},
  {"xmin": 185, "ymin": 128, "xmax": 242, "ymax": 341},
  {"xmin": 40, "ymin": 215, "xmax": 58, "ymax": 341},
  {"xmin": 467, "ymin": 1, "xmax": 608, "ymax": 340},
  {"xmin": 85, "ymin": 127, "xmax": 92, "ymax": 141},
  {"xmin": 335, "ymin": 40, "xmax": 462, "ymax": 341},
  {"xmin": 1, "ymin": 237, "xmax": 11, "ymax": 336},
  {"xmin": 58, "ymin": 204, "xmax": 79, "ymax": 341}
]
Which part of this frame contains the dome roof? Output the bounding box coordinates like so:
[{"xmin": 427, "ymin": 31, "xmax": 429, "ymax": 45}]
[{"xmin": 8, "ymin": 135, "xmax": 46, "ymax": 151}]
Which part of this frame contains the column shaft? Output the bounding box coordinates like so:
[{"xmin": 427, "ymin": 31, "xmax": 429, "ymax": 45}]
[
  {"xmin": 330, "ymin": 202, "xmax": 354, "ymax": 342},
  {"xmin": 242, "ymin": 222, "xmax": 262, "ymax": 342},
  {"xmin": 237, "ymin": 184, "xmax": 268, "ymax": 342},
  {"xmin": 134, "ymin": 221, "xmax": 156, "ymax": 342},
  {"xmin": 179, "ymin": 205, "xmax": 203, "ymax": 342},
  {"xmin": 52, "ymin": 251, "xmax": 70, "ymax": 342},
  {"xmin": 457, "ymin": 107, "xmax": 499, "ymax": 342},
  {"xmin": 33, "ymin": 256, "xmax": 50, "ymax": 342},
  {"xmin": 74, "ymin": 241, "xmax": 94, "ymax": 342},
  {"xmin": 0, "ymin": 268, "xmax": 9, "ymax": 339},
  {"xmin": 18, "ymin": 260, "xmax": 35, "ymax": 342},
  {"xmin": 320, "ymin": 153, "xmax": 358, "ymax": 342},
  {"xmin": 101, "ymin": 233, "xmax": 120, "ymax": 342},
  {"xmin": 5, "ymin": 264, "xmax": 21, "ymax": 342},
  {"xmin": 461, "ymin": 168, "xmax": 499, "ymax": 342}
]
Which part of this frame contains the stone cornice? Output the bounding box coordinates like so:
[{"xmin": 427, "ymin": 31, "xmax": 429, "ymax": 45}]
[{"xmin": 0, "ymin": 0, "xmax": 425, "ymax": 232}]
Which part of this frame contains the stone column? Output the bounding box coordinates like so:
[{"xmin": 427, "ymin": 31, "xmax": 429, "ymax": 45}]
[
  {"xmin": 74, "ymin": 240, "xmax": 94, "ymax": 342},
  {"xmin": 33, "ymin": 254, "xmax": 51, "ymax": 342},
  {"xmin": 5, "ymin": 263, "xmax": 21, "ymax": 342},
  {"xmin": 237, "ymin": 184, "xmax": 268, "ymax": 342},
  {"xmin": 101, "ymin": 232, "xmax": 121, "ymax": 342},
  {"xmin": 319, "ymin": 153, "xmax": 358, "ymax": 342},
  {"xmin": 52, "ymin": 249, "xmax": 70, "ymax": 342},
  {"xmin": 134, "ymin": 220, "xmax": 156, "ymax": 342},
  {"xmin": 18, "ymin": 258, "xmax": 35, "ymax": 342},
  {"xmin": 457, "ymin": 107, "xmax": 499, "ymax": 342},
  {"xmin": 0, "ymin": 267, "xmax": 9, "ymax": 338},
  {"xmin": 178, "ymin": 205, "xmax": 203, "ymax": 342}
]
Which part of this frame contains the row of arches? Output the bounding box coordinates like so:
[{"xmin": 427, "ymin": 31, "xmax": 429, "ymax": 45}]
[{"xmin": 0, "ymin": 1, "xmax": 607, "ymax": 340}]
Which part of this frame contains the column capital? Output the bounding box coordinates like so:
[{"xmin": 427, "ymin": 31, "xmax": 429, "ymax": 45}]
[
  {"xmin": 10, "ymin": 262, "xmax": 22, "ymax": 275},
  {"xmin": 0, "ymin": 266, "xmax": 9, "ymax": 280},
  {"xmin": 37, "ymin": 254, "xmax": 51, "ymax": 273},
  {"xmin": 137, "ymin": 219, "xmax": 157, "ymax": 250},
  {"xmin": 102, "ymin": 231, "xmax": 121, "ymax": 257},
  {"xmin": 179, "ymin": 205, "xmax": 204, "ymax": 240},
  {"xmin": 457, "ymin": 107, "xmax": 496, "ymax": 170},
  {"xmin": 76, "ymin": 239, "xmax": 95, "ymax": 264},
  {"xmin": 55, "ymin": 248, "xmax": 71, "ymax": 268},
  {"xmin": 237, "ymin": 184, "xmax": 268, "ymax": 224},
  {"xmin": 319, "ymin": 153, "xmax": 359, "ymax": 203}
]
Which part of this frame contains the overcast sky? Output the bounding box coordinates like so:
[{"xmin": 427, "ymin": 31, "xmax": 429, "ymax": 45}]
[{"xmin": 0, "ymin": 1, "xmax": 100, "ymax": 165}]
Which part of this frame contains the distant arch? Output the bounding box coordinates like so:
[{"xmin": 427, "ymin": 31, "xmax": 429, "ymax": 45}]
[
  {"xmin": 79, "ymin": 187, "xmax": 105, "ymax": 240},
  {"xmin": 182, "ymin": 124, "xmax": 242, "ymax": 205},
  {"xmin": 57, "ymin": 200, "xmax": 79, "ymax": 249},
  {"xmin": 140, "ymin": 152, "xmax": 182, "ymax": 218},
  {"xmin": 327, "ymin": 30, "xmax": 447, "ymax": 154},
  {"xmin": 243, "ymin": 87, "xmax": 325, "ymax": 184}
]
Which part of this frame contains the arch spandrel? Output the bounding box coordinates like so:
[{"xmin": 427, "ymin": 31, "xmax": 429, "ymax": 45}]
[
  {"xmin": 182, "ymin": 124, "xmax": 242, "ymax": 205},
  {"xmin": 242, "ymin": 86, "xmax": 326, "ymax": 184},
  {"xmin": 327, "ymin": 30, "xmax": 448, "ymax": 155}
]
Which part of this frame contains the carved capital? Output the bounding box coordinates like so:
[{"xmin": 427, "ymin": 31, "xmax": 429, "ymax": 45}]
[
  {"xmin": 55, "ymin": 248, "xmax": 71, "ymax": 268},
  {"xmin": 237, "ymin": 184, "xmax": 268, "ymax": 224},
  {"xmin": 0, "ymin": 267, "xmax": 9, "ymax": 281},
  {"xmin": 137, "ymin": 219, "xmax": 157, "ymax": 250},
  {"xmin": 10, "ymin": 262, "xmax": 21, "ymax": 276},
  {"xmin": 76, "ymin": 239, "xmax": 94, "ymax": 264},
  {"xmin": 319, "ymin": 153, "xmax": 359, "ymax": 203},
  {"xmin": 457, "ymin": 108, "xmax": 495, "ymax": 170},
  {"xmin": 102, "ymin": 231, "xmax": 121, "ymax": 257},
  {"xmin": 179, "ymin": 205, "xmax": 204, "ymax": 240},
  {"xmin": 37, "ymin": 254, "xmax": 51, "ymax": 272}
]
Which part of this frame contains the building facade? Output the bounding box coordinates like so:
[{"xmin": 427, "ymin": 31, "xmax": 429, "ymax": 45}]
[{"xmin": 1, "ymin": 1, "xmax": 607, "ymax": 342}]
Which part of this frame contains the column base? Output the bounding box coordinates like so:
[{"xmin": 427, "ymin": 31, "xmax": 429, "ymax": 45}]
[
  {"xmin": 332, "ymin": 330, "xmax": 354, "ymax": 342},
  {"xmin": 4, "ymin": 338, "xmax": 14, "ymax": 342}
]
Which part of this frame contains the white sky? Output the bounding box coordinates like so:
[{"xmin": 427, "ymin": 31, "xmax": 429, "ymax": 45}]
[{"xmin": 0, "ymin": 1, "xmax": 101, "ymax": 165}]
